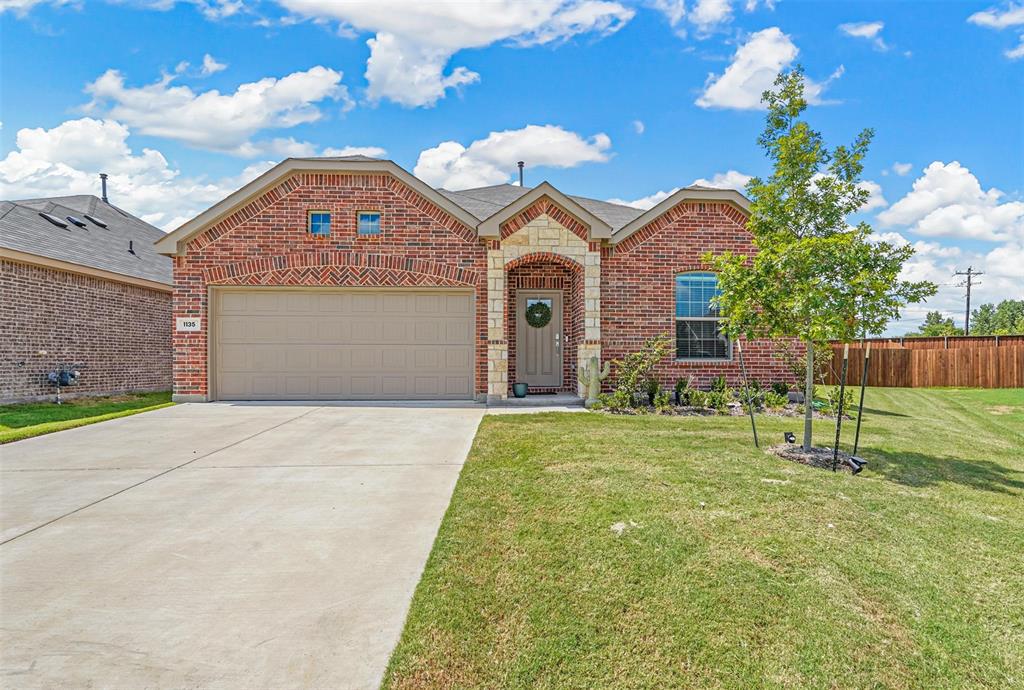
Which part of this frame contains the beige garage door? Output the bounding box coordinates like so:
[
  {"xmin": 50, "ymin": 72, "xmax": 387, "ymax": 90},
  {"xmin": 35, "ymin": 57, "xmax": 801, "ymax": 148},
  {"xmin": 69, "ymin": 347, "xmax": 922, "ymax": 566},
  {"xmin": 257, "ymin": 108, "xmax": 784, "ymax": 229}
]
[{"xmin": 212, "ymin": 288, "xmax": 475, "ymax": 400}]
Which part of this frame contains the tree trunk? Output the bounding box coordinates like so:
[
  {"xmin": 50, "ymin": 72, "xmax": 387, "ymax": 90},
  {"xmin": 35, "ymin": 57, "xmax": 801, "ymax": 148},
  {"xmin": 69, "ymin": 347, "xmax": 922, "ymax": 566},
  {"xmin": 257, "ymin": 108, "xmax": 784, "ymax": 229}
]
[{"xmin": 803, "ymin": 341, "xmax": 814, "ymax": 451}]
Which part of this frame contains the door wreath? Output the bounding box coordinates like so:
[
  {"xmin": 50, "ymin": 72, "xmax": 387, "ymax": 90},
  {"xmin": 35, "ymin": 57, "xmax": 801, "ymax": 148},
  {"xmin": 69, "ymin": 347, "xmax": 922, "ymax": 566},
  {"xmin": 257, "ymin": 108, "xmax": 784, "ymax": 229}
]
[{"xmin": 525, "ymin": 301, "xmax": 552, "ymax": 328}]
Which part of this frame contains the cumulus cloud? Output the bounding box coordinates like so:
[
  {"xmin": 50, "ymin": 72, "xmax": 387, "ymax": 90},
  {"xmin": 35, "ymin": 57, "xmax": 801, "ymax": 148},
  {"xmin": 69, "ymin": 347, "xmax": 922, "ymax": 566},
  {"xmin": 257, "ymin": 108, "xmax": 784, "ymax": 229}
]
[
  {"xmin": 651, "ymin": 0, "xmax": 771, "ymax": 37},
  {"xmin": 0, "ymin": 117, "xmax": 272, "ymax": 229},
  {"xmin": 857, "ymin": 180, "xmax": 889, "ymax": 211},
  {"xmin": 696, "ymin": 28, "xmax": 843, "ymax": 110},
  {"xmin": 891, "ymin": 161, "xmax": 913, "ymax": 176},
  {"xmin": 606, "ymin": 187, "xmax": 679, "ymax": 210},
  {"xmin": 84, "ymin": 65, "xmax": 350, "ymax": 156},
  {"xmin": 278, "ymin": 1, "xmax": 633, "ymax": 107},
  {"xmin": 967, "ymin": 2, "xmax": 1024, "ymax": 29},
  {"xmin": 692, "ymin": 169, "xmax": 752, "ymax": 191},
  {"xmin": 0, "ymin": 0, "xmax": 71, "ymax": 14},
  {"xmin": 877, "ymin": 161, "xmax": 1024, "ymax": 242},
  {"xmin": 838, "ymin": 20, "xmax": 889, "ymax": 50},
  {"xmin": 201, "ymin": 53, "xmax": 228, "ymax": 75},
  {"xmin": 413, "ymin": 124, "xmax": 611, "ymax": 189}
]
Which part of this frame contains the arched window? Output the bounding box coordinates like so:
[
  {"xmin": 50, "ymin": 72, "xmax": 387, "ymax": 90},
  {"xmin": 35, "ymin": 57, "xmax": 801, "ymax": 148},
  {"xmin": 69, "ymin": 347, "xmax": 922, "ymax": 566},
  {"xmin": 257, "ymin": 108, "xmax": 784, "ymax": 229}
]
[{"xmin": 675, "ymin": 272, "xmax": 731, "ymax": 360}]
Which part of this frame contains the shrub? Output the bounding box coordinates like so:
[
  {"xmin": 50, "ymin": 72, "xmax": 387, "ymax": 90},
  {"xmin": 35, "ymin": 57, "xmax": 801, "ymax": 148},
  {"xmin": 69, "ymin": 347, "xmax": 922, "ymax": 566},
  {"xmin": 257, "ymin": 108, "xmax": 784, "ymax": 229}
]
[
  {"xmin": 645, "ymin": 377, "xmax": 661, "ymax": 405},
  {"xmin": 705, "ymin": 390, "xmax": 730, "ymax": 412},
  {"xmin": 764, "ymin": 391, "xmax": 788, "ymax": 409},
  {"xmin": 598, "ymin": 389, "xmax": 633, "ymax": 412},
  {"xmin": 771, "ymin": 381, "xmax": 790, "ymax": 397},
  {"xmin": 824, "ymin": 386, "xmax": 855, "ymax": 416},
  {"xmin": 687, "ymin": 390, "xmax": 709, "ymax": 408},
  {"xmin": 736, "ymin": 379, "xmax": 765, "ymax": 407},
  {"xmin": 710, "ymin": 375, "xmax": 728, "ymax": 393},
  {"xmin": 674, "ymin": 377, "xmax": 695, "ymax": 405},
  {"xmin": 654, "ymin": 390, "xmax": 673, "ymax": 413},
  {"xmin": 610, "ymin": 334, "xmax": 671, "ymax": 408}
]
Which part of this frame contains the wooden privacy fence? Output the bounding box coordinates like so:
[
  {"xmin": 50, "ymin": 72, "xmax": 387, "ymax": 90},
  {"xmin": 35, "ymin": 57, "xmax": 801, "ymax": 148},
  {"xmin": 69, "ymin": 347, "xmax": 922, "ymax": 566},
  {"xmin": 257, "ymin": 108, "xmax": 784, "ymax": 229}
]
[{"xmin": 823, "ymin": 336, "xmax": 1024, "ymax": 388}]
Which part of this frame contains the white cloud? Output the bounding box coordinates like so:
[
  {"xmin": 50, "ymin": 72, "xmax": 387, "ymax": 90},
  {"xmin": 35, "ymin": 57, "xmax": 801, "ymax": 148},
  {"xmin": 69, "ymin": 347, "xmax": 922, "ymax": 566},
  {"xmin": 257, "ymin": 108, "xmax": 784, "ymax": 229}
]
[
  {"xmin": 857, "ymin": 180, "xmax": 889, "ymax": 211},
  {"xmin": 278, "ymin": 1, "xmax": 633, "ymax": 107},
  {"xmin": 84, "ymin": 65, "xmax": 350, "ymax": 157},
  {"xmin": 892, "ymin": 161, "xmax": 913, "ymax": 176},
  {"xmin": 320, "ymin": 145, "xmax": 387, "ymax": 158},
  {"xmin": 877, "ymin": 161, "xmax": 1024, "ymax": 242},
  {"xmin": 838, "ymin": 20, "xmax": 889, "ymax": 51},
  {"xmin": 0, "ymin": 117, "xmax": 273, "ymax": 229},
  {"xmin": 201, "ymin": 53, "xmax": 228, "ymax": 75},
  {"xmin": 651, "ymin": 0, "xmax": 771, "ymax": 37},
  {"xmin": 967, "ymin": 3, "xmax": 1024, "ymax": 29},
  {"xmin": 1006, "ymin": 34, "xmax": 1024, "ymax": 58},
  {"xmin": 695, "ymin": 28, "xmax": 843, "ymax": 110},
  {"xmin": 692, "ymin": 169, "xmax": 752, "ymax": 191},
  {"xmin": 632, "ymin": 119, "xmax": 645, "ymax": 134},
  {"xmin": 0, "ymin": 0, "xmax": 71, "ymax": 14},
  {"xmin": 606, "ymin": 187, "xmax": 679, "ymax": 209},
  {"xmin": 413, "ymin": 124, "xmax": 611, "ymax": 189}
]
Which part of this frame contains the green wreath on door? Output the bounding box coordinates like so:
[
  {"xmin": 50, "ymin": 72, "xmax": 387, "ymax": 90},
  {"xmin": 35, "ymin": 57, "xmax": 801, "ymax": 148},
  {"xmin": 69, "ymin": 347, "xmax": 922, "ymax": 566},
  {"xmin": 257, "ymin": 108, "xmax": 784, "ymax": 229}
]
[{"xmin": 525, "ymin": 301, "xmax": 552, "ymax": 328}]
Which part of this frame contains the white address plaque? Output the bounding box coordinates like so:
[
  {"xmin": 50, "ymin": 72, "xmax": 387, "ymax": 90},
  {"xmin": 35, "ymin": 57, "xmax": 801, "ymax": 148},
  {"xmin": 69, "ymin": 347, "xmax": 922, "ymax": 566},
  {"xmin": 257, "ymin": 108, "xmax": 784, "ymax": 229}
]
[{"xmin": 176, "ymin": 317, "xmax": 202, "ymax": 332}]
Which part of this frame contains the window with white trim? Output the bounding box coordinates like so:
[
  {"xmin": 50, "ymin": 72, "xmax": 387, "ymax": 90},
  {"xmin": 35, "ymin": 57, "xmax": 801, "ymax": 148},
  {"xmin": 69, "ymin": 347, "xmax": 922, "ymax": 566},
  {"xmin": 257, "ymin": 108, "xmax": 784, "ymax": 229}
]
[
  {"xmin": 675, "ymin": 272, "xmax": 731, "ymax": 360},
  {"xmin": 357, "ymin": 211, "xmax": 381, "ymax": 235}
]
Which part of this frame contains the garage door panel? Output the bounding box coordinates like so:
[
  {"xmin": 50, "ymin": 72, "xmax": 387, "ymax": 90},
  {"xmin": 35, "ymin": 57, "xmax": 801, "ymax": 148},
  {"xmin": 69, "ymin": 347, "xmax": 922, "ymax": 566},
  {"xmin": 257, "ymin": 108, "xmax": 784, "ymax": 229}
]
[{"xmin": 213, "ymin": 289, "xmax": 474, "ymax": 400}]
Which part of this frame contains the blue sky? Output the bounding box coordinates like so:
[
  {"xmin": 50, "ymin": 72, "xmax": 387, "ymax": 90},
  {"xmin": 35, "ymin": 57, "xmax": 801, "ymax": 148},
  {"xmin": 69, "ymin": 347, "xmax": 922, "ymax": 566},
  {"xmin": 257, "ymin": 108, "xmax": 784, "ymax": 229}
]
[{"xmin": 1, "ymin": 0, "xmax": 1022, "ymax": 333}]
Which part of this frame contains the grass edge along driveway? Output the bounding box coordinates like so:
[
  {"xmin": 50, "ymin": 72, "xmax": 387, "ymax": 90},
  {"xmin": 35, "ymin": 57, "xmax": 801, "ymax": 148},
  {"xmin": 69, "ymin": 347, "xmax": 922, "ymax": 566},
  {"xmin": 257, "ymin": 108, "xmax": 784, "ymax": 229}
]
[
  {"xmin": 385, "ymin": 388, "xmax": 1024, "ymax": 689},
  {"xmin": 0, "ymin": 391, "xmax": 173, "ymax": 444}
]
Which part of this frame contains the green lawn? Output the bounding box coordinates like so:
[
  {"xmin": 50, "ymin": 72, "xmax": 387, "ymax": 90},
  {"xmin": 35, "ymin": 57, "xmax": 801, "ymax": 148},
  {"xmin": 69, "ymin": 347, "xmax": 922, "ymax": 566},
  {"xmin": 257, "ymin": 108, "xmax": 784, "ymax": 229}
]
[
  {"xmin": 386, "ymin": 388, "xmax": 1024, "ymax": 689},
  {"xmin": 0, "ymin": 391, "xmax": 173, "ymax": 444}
]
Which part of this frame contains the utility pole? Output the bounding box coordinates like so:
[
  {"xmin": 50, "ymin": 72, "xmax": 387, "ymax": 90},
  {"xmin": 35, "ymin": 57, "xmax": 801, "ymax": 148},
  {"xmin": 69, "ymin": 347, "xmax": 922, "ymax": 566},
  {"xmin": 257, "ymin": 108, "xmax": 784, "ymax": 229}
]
[{"xmin": 953, "ymin": 267, "xmax": 983, "ymax": 335}]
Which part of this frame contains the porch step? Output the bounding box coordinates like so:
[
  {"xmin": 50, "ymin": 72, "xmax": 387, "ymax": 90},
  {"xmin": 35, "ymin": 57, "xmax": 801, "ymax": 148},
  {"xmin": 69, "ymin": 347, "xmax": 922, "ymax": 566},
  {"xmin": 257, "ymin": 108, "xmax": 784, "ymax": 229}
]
[{"xmin": 491, "ymin": 393, "xmax": 585, "ymax": 407}]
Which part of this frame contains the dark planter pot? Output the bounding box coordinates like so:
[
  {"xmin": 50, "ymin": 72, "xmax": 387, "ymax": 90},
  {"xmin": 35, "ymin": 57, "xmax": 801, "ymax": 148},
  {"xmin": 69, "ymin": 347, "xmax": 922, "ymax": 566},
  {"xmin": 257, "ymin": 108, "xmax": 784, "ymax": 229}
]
[{"xmin": 512, "ymin": 382, "xmax": 529, "ymax": 398}]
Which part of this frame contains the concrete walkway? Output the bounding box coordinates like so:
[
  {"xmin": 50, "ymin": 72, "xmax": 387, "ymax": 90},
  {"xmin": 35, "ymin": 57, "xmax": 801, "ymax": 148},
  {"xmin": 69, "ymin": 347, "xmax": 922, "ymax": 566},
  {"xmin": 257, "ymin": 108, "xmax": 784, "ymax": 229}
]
[{"xmin": 0, "ymin": 402, "xmax": 484, "ymax": 689}]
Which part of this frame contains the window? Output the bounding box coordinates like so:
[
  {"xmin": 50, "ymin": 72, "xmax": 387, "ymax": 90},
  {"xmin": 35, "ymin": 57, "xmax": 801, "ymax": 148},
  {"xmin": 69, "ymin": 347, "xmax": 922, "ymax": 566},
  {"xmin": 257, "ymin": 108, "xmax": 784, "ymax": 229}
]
[
  {"xmin": 675, "ymin": 272, "xmax": 730, "ymax": 360},
  {"xmin": 308, "ymin": 211, "xmax": 331, "ymax": 236},
  {"xmin": 357, "ymin": 211, "xmax": 381, "ymax": 235}
]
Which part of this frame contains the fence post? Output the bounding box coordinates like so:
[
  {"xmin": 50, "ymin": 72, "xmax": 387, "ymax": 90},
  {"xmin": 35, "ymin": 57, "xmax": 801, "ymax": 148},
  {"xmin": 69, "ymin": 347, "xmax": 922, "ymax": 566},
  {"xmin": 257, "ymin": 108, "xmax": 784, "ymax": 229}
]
[{"xmin": 944, "ymin": 336, "xmax": 948, "ymax": 349}]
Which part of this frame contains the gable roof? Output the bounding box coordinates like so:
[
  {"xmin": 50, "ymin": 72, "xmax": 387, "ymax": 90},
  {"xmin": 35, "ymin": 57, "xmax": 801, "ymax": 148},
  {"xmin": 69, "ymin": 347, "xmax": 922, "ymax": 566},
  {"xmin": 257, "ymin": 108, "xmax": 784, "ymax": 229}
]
[
  {"xmin": 154, "ymin": 157, "xmax": 482, "ymax": 256},
  {"xmin": 154, "ymin": 157, "xmax": 751, "ymax": 255},
  {"xmin": 475, "ymin": 182, "xmax": 613, "ymax": 238},
  {"xmin": 0, "ymin": 195, "xmax": 171, "ymax": 288}
]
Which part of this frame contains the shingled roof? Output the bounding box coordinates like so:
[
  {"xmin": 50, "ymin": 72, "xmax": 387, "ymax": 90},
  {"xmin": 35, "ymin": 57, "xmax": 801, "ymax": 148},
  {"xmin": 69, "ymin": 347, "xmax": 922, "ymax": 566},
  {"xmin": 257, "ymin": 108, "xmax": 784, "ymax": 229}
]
[{"xmin": 0, "ymin": 195, "xmax": 171, "ymax": 286}]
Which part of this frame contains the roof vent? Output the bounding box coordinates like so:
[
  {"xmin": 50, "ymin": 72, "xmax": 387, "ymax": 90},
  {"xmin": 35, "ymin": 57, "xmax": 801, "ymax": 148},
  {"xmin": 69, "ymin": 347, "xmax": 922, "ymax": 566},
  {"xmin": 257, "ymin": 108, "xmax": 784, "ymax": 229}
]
[
  {"xmin": 83, "ymin": 214, "xmax": 108, "ymax": 228},
  {"xmin": 39, "ymin": 213, "xmax": 68, "ymax": 229},
  {"xmin": 66, "ymin": 216, "xmax": 87, "ymax": 228}
]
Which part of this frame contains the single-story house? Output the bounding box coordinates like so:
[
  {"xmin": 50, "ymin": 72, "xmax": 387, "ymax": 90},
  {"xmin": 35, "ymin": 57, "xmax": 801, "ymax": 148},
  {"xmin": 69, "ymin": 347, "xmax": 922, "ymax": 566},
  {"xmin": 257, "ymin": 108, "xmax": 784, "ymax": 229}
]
[
  {"xmin": 0, "ymin": 192, "xmax": 172, "ymax": 403},
  {"xmin": 155, "ymin": 156, "xmax": 794, "ymax": 403}
]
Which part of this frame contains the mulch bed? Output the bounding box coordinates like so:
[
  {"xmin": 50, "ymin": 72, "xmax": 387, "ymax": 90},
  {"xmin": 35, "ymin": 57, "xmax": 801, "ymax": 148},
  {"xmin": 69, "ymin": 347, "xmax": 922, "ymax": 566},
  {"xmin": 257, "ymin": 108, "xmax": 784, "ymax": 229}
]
[{"xmin": 768, "ymin": 443, "xmax": 863, "ymax": 473}]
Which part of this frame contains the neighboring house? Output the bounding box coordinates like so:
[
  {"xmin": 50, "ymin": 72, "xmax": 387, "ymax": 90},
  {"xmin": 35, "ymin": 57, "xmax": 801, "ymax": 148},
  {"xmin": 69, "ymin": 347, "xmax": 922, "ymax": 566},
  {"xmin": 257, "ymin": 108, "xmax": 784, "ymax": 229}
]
[
  {"xmin": 0, "ymin": 193, "xmax": 172, "ymax": 403},
  {"xmin": 155, "ymin": 156, "xmax": 795, "ymax": 403}
]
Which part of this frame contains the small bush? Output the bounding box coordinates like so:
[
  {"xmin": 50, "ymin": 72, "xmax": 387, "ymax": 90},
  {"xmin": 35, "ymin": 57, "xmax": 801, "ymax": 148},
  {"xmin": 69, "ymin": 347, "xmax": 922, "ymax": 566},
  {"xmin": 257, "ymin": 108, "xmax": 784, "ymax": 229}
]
[
  {"xmin": 687, "ymin": 390, "xmax": 709, "ymax": 408},
  {"xmin": 645, "ymin": 377, "xmax": 661, "ymax": 405},
  {"xmin": 824, "ymin": 386, "xmax": 855, "ymax": 416},
  {"xmin": 771, "ymin": 381, "xmax": 790, "ymax": 397},
  {"xmin": 710, "ymin": 375, "xmax": 728, "ymax": 393},
  {"xmin": 736, "ymin": 380, "xmax": 765, "ymax": 407},
  {"xmin": 610, "ymin": 334, "xmax": 671, "ymax": 409},
  {"xmin": 764, "ymin": 391, "xmax": 788, "ymax": 409},
  {"xmin": 705, "ymin": 390, "xmax": 730, "ymax": 412},
  {"xmin": 654, "ymin": 390, "xmax": 673, "ymax": 413},
  {"xmin": 674, "ymin": 377, "xmax": 694, "ymax": 405}
]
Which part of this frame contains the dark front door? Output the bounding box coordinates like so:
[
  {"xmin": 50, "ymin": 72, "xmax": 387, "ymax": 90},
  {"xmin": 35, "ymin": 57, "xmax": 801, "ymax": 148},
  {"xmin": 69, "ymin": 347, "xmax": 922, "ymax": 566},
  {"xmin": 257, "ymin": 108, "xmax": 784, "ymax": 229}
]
[{"xmin": 516, "ymin": 290, "xmax": 563, "ymax": 388}]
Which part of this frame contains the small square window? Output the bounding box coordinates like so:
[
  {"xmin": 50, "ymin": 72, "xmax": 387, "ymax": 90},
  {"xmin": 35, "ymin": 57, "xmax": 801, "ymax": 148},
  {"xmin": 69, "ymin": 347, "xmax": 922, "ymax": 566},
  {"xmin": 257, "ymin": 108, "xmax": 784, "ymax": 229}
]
[
  {"xmin": 357, "ymin": 212, "xmax": 381, "ymax": 235},
  {"xmin": 308, "ymin": 211, "xmax": 331, "ymax": 236}
]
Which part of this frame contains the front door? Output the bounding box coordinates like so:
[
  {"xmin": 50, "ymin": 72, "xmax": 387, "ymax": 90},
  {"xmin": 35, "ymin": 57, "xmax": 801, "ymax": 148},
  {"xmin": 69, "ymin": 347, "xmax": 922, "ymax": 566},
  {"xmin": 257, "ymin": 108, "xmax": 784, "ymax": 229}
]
[{"xmin": 516, "ymin": 290, "xmax": 563, "ymax": 388}]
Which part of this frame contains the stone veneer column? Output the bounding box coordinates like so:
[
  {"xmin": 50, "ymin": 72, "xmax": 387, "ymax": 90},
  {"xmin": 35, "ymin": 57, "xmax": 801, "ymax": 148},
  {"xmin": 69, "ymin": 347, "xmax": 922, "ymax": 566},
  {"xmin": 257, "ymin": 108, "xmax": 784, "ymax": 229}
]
[
  {"xmin": 486, "ymin": 247, "xmax": 508, "ymax": 402},
  {"xmin": 578, "ymin": 249, "xmax": 602, "ymax": 397}
]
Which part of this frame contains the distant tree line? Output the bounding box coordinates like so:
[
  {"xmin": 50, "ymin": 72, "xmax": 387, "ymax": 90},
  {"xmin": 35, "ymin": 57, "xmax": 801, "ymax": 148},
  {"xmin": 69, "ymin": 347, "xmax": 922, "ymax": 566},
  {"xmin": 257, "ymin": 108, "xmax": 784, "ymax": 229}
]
[{"xmin": 907, "ymin": 299, "xmax": 1024, "ymax": 336}]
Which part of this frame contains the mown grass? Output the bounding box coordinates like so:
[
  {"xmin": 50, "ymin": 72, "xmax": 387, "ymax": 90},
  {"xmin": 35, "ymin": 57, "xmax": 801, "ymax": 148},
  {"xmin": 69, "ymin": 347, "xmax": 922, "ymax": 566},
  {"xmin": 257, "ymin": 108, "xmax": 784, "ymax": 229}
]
[
  {"xmin": 0, "ymin": 391, "xmax": 173, "ymax": 444},
  {"xmin": 386, "ymin": 388, "xmax": 1024, "ymax": 689}
]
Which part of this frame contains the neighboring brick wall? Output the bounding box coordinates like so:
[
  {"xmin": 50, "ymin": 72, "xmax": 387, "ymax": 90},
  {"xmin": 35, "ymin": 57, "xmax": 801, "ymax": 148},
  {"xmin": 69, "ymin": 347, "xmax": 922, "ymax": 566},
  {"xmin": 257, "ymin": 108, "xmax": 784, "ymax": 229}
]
[
  {"xmin": 602, "ymin": 201, "xmax": 800, "ymax": 390},
  {"xmin": 0, "ymin": 259, "xmax": 171, "ymax": 403},
  {"xmin": 173, "ymin": 172, "xmax": 487, "ymax": 399},
  {"xmin": 506, "ymin": 262, "xmax": 583, "ymax": 393}
]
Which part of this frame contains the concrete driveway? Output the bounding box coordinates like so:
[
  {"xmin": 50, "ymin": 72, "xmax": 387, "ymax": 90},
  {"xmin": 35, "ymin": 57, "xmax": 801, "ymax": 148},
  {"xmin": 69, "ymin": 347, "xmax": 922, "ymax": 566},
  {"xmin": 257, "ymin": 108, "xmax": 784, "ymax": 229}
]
[{"xmin": 0, "ymin": 402, "xmax": 484, "ymax": 689}]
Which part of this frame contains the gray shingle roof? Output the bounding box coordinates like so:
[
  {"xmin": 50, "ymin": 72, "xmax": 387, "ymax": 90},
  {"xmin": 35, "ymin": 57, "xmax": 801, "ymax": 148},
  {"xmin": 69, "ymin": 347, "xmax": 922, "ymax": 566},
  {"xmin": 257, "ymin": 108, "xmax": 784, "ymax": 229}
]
[
  {"xmin": 439, "ymin": 183, "xmax": 648, "ymax": 231},
  {"xmin": 0, "ymin": 195, "xmax": 171, "ymax": 285}
]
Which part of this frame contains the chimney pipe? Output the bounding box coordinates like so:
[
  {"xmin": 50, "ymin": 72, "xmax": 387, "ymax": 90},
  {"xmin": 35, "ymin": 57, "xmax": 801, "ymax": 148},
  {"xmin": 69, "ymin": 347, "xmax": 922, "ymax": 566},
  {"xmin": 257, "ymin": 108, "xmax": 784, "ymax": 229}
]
[
  {"xmin": 99, "ymin": 173, "xmax": 109, "ymax": 203},
  {"xmin": 517, "ymin": 161, "xmax": 524, "ymax": 187}
]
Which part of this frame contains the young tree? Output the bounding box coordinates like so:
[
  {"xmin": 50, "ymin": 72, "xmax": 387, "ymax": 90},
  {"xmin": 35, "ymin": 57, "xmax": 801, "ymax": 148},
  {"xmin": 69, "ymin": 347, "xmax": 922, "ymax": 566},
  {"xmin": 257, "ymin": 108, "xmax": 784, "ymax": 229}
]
[
  {"xmin": 707, "ymin": 68, "xmax": 936, "ymax": 450},
  {"xmin": 908, "ymin": 311, "xmax": 963, "ymax": 337}
]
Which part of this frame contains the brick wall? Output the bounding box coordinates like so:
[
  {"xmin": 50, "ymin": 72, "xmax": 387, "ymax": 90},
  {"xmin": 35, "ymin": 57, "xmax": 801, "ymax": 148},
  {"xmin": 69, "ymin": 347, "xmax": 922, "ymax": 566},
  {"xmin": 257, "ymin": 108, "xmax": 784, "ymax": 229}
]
[
  {"xmin": 506, "ymin": 262, "xmax": 583, "ymax": 393},
  {"xmin": 602, "ymin": 201, "xmax": 799, "ymax": 390},
  {"xmin": 0, "ymin": 259, "xmax": 172, "ymax": 403},
  {"xmin": 173, "ymin": 172, "xmax": 487, "ymax": 399}
]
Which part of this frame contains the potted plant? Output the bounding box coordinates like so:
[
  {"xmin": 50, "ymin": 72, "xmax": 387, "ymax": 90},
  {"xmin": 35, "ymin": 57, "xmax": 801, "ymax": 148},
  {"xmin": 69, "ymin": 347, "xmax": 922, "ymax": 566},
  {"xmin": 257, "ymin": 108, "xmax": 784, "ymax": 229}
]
[{"xmin": 512, "ymin": 382, "xmax": 529, "ymax": 398}]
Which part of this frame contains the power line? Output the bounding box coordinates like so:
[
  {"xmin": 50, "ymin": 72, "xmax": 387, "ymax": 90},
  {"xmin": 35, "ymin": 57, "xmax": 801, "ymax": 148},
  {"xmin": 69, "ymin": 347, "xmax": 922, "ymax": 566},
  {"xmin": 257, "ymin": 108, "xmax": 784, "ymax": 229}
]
[{"xmin": 953, "ymin": 267, "xmax": 983, "ymax": 335}]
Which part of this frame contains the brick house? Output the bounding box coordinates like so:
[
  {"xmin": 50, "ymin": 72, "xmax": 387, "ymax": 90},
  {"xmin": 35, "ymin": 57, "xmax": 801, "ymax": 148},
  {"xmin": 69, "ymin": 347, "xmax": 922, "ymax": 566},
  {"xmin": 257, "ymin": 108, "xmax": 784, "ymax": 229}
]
[
  {"xmin": 0, "ymin": 194, "xmax": 172, "ymax": 403},
  {"xmin": 155, "ymin": 156, "xmax": 794, "ymax": 403}
]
